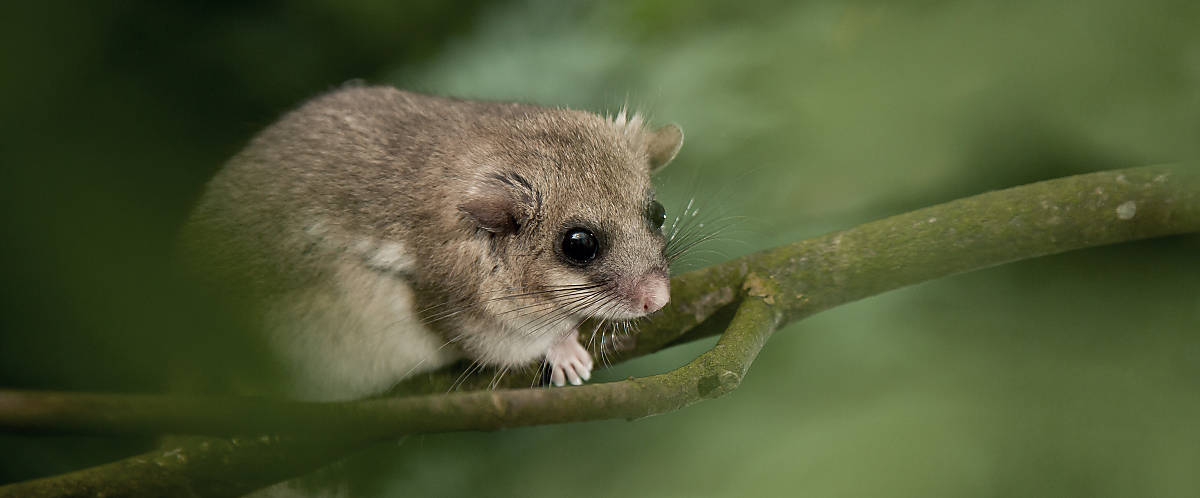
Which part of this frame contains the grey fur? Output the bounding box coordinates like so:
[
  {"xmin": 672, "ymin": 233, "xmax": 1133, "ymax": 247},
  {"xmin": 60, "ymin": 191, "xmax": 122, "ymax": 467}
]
[{"xmin": 183, "ymin": 86, "xmax": 682, "ymax": 400}]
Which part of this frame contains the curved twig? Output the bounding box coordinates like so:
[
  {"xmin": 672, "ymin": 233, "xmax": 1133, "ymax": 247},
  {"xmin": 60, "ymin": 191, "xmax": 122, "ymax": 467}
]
[{"xmin": 0, "ymin": 165, "xmax": 1196, "ymax": 497}]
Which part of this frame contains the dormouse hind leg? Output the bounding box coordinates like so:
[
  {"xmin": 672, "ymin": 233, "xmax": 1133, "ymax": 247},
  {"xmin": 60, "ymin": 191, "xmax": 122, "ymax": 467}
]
[{"xmin": 545, "ymin": 329, "xmax": 594, "ymax": 387}]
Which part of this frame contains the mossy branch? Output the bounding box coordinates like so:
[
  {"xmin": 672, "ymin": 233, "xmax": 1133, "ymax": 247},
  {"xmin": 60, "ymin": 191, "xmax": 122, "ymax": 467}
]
[
  {"xmin": 395, "ymin": 164, "xmax": 1200, "ymax": 391},
  {"xmin": 0, "ymin": 165, "xmax": 1196, "ymax": 497}
]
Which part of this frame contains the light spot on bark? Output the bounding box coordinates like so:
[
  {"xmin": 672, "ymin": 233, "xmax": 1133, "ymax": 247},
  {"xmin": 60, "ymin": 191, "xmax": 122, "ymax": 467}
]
[
  {"xmin": 155, "ymin": 448, "xmax": 187, "ymax": 466},
  {"xmin": 744, "ymin": 274, "xmax": 776, "ymax": 305},
  {"xmin": 680, "ymin": 286, "xmax": 735, "ymax": 322},
  {"xmin": 1116, "ymin": 201, "xmax": 1137, "ymax": 220},
  {"xmin": 490, "ymin": 392, "xmax": 507, "ymax": 415}
]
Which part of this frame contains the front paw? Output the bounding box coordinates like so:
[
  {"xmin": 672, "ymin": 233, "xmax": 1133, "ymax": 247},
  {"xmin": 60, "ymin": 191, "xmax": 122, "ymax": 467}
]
[{"xmin": 545, "ymin": 329, "xmax": 594, "ymax": 387}]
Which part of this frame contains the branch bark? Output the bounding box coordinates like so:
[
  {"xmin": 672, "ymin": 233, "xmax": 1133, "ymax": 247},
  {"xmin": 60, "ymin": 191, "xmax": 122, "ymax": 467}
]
[
  {"xmin": 1, "ymin": 165, "xmax": 1196, "ymax": 497},
  {"xmin": 395, "ymin": 164, "xmax": 1200, "ymax": 391}
]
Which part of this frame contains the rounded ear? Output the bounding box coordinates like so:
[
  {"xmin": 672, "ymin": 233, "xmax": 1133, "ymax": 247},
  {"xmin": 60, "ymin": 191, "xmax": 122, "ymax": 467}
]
[
  {"xmin": 459, "ymin": 193, "xmax": 520, "ymax": 234},
  {"xmin": 459, "ymin": 172, "xmax": 534, "ymax": 234},
  {"xmin": 646, "ymin": 123, "xmax": 684, "ymax": 173}
]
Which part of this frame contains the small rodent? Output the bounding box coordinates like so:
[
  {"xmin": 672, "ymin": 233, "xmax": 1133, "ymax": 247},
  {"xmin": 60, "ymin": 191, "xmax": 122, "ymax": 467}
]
[{"xmin": 183, "ymin": 85, "xmax": 683, "ymax": 401}]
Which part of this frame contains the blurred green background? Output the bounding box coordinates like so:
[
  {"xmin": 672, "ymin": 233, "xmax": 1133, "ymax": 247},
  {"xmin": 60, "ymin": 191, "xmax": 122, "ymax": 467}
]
[{"xmin": 2, "ymin": 0, "xmax": 1199, "ymax": 496}]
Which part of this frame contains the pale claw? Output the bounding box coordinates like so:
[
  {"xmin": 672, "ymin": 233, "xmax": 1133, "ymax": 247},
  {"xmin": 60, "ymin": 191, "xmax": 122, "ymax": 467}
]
[{"xmin": 545, "ymin": 329, "xmax": 593, "ymax": 387}]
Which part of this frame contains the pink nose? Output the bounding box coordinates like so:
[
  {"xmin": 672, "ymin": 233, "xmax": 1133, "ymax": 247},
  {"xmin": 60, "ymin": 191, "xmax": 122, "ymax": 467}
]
[{"xmin": 636, "ymin": 274, "xmax": 670, "ymax": 314}]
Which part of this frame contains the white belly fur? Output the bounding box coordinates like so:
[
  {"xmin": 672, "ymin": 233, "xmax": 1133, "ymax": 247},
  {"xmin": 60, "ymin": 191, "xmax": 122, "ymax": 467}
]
[{"xmin": 264, "ymin": 249, "xmax": 459, "ymax": 401}]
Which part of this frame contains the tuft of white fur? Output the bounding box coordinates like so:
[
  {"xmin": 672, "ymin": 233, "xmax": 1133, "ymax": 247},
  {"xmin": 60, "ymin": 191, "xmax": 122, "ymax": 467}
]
[
  {"xmin": 358, "ymin": 240, "xmax": 415, "ymax": 273},
  {"xmin": 606, "ymin": 105, "xmax": 647, "ymax": 143}
]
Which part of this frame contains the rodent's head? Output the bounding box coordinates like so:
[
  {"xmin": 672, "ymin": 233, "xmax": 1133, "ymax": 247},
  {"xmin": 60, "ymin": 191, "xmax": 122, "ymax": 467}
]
[{"xmin": 457, "ymin": 109, "xmax": 683, "ymax": 330}]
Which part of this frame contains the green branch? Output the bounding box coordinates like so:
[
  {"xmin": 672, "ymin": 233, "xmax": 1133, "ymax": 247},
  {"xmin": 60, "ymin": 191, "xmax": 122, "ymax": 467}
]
[
  {"xmin": 1, "ymin": 165, "xmax": 1196, "ymax": 497},
  {"xmin": 394, "ymin": 164, "xmax": 1200, "ymax": 391}
]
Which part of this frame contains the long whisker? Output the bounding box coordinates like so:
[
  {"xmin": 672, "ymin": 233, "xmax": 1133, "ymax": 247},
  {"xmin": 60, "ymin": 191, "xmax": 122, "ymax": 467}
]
[
  {"xmin": 664, "ymin": 213, "xmax": 742, "ymax": 254},
  {"xmin": 448, "ymin": 359, "xmax": 483, "ymax": 393},
  {"xmin": 495, "ymin": 287, "xmax": 610, "ymax": 321},
  {"xmin": 420, "ymin": 284, "xmax": 604, "ymax": 318},
  {"xmin": 532, "ymin": 356, "xmax": 549, "ymax": 389},
  {"xmin": 666, "ymin": 225, "xmax": 737, "ymax": 261},
  {"xmin": 522, "ymin": 292, "xmax": 617, "ymax": 344},
  {"xmin": 419, "ymin": 282, "xmax": 604, "ymax": 315},
  {"xmin": 665, "ymin": 213, "xmax": 744, "ymax": 247},
  {"xmin": 420, "ymin": 283, "xmax": 604, "ymax": 309},
  {"xmin": 585, "ymin": 315, "xmax": 605, "ymax": 352},
  {"xmin": 516, "ymin": 282, "xmax": 616, "ymax": 329},
  {"xmin": 521, "ymin": 291, "xmax": 614, "ymax": 338},
  {"xmin": 488, "ymin": 365, "xmax": 510, "ymax": 391},
  {"xmin": 587, "ymin": 298, "xmax": 627, "ymax": 369},
  {"xmin": 421, "ymin": 284, "xmax": 607, "ymax": 324},
  {"xmin": 664, "ymin": 213, "xmax": 745, "ymax": 264}
]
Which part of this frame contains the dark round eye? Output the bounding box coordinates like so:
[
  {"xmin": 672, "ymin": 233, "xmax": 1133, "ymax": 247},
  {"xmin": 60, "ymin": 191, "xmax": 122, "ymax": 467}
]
[
  {"xmin": 647, "ymin": 200, "xmax": 667, "ymax": 229},
  {"xmin": 561, "ymin": 228, "xmax": 598, "ymax": 264}
]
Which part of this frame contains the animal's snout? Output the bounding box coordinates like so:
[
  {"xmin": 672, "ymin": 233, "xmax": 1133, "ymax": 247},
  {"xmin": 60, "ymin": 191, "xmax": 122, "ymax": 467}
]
[{"xmin": 634, "ymin": 273, "xmax": 670, "ymax": 314}]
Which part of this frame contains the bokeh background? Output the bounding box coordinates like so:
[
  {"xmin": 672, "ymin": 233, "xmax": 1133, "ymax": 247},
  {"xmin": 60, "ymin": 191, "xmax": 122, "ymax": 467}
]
[{"xmin": 3, "ymin": 0, "xmax": 1200, "ymax": 496}]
